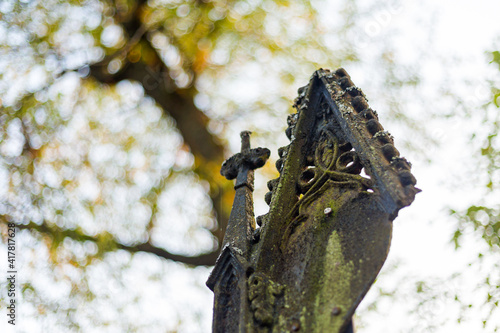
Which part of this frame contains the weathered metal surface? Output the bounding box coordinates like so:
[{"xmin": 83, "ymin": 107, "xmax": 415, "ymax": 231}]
[
  {"xmin": 207, "ymin": 69, "xmax": 420, "ymax": 332},
  {"xmin": 207, "ymin": 131, "xmax": 270, "ymax": 332}
]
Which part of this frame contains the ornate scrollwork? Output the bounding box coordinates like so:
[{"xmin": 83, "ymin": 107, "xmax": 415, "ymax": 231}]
[
  {"xmin": 294, "ymin": 128, "xmax": 371, "ymax": 215},
  {"xmin": 281, "ymin": 127, "xmax": 373, "ymax": 252}
]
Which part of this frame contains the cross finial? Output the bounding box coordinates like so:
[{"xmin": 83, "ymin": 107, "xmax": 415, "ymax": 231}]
[{"xmin": 220, "ymin": 131, "xmax": 270, "ymax": 182}]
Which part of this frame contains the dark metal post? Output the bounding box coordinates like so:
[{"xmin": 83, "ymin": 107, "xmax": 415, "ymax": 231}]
[{"xmin": 208, "ymin": 68, "xmax": 420, "ymax": 332}]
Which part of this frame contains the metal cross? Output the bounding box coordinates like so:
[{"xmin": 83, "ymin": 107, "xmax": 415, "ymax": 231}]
[{"xmin": 208, "ymin": 69, "xmax": 420, "ymax": 333}]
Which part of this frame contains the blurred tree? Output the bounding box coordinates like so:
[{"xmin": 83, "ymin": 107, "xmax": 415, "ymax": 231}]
[
  {"xmin": 0, "ymin": 0, "xmax": 347, "ymax": 266},
  {"xmin": 0, "ymin": 0, "xmax": 499, "ymax": 331},
  {"xmin": 0, "ymin": 0, "xmax": 350, "ymax": 330},
  {"xmin": 448, "ymin": 49, "xmax": 500, "ymax": 331}
]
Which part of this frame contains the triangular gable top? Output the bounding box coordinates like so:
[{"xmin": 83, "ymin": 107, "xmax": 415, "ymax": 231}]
[{"xmin": 206, "ymin": 244, "xmax": 248, "ymax": 291}]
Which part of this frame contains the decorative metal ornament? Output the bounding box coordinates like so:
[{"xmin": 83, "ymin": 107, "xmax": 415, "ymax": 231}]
[{"xmin": 207, "ymin": 68, "xmax": 420, "ymax": 333}]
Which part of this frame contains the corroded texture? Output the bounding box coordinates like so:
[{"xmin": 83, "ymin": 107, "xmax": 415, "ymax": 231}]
[{"xmin": 208, "ymin": 69, "xmax": 420, "ymax": 332}]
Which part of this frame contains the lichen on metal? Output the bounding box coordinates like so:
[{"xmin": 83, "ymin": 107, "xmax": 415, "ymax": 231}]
[{"xmin": 207, "ymin": 68, "xmax": 420, "ymax": 332}]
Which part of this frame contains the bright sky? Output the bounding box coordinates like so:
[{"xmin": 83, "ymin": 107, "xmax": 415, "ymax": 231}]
[{"xmin": 346, "ymin": 0, "xmax": 500, "ymax": 332}]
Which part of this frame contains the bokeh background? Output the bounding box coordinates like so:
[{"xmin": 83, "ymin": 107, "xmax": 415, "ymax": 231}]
[{"xmin": 1, "ymin": 0, "xmax": 500, "ymax": 332}]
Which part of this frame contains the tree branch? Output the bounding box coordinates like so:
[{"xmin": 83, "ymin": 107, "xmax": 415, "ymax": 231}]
[
  {"xmin": 14, "ymin": 221, "xmax": 219, "ymax": 266},
  {"xmin": 88, "ymin": 1, "xmax": 230, "ymax": 257},
  {"xmin": 119, "ymin": 242, "xmax": 219, "ymax": 266}
]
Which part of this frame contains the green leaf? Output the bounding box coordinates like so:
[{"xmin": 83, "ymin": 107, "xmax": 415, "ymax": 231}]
[{"xmin": 491, "ymin": 51, "xmax": 500, "ymax": 70}]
